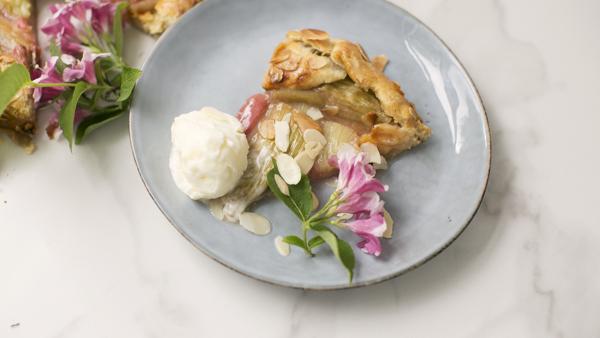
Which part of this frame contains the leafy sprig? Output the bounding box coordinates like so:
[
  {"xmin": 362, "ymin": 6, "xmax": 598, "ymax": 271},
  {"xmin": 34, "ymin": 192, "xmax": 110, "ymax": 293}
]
[{"xmin": 267, "ymin": 161, "xmax": 356, "ymax": 282}]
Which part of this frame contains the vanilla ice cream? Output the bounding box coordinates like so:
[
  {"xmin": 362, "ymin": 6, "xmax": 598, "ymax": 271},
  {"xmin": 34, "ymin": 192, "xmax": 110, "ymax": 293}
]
[{"xmin": 169, "ymin": 107, "xmax": 249, "ymax": 200}]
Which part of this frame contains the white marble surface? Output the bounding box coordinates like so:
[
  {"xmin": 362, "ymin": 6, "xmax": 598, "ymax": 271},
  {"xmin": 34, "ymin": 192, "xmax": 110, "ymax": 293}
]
[{"xmin": 2, "ymin": 0, "xmax": 600, "ymax": 336}]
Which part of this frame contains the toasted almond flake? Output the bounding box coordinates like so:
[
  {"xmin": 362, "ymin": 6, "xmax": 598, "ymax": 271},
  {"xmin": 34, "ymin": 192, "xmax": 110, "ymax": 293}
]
[
  {"xmin": 304, "ymin": 141, "xmax": 324, "ymax": 159},
  {"xmin": 274, "ymin": 236, "xmax": 290, "ymax": 256},
  {"xmin": 274, "ymin": 120, "xmax": 290, "ymax": 152},
  {"xmin": 311, "ymin": 192, "xmax": 319, "ymax": 211},
  {"xmin": 306, "ymin": 107, "xmax": 324, "ymax": 121},
  {"xmin": 360, "ymin": 142, "xmax": 382, "ymax": 164},
  {"xmin": 295, "ymin": 151, "xmax": 315, "ymax": 175},
  {"xmin": 239, "ymin": 212, "xmax": 271, "ymax": 235},
  {"xmin": 277, "ymin": 57, "xmax": 299, "ymax": 71},
  {"xmin": 321, "ymin": 105, "xmax": 339, "ymax": 115},
  {"xmin": 383, "ymin": 209, "xmax": 394, "ymax": 238},
  {"xmin": 276, "ymin": 153, "xmax": 301, "ymax": 185},
  {"xmin": 308, "ymin": 56, "xmax": 329, "ymax": 70},
  {"xmin": 303, "ymin": 128, "xmax": 326, "ymax": 145},
  {"xmin": 271, "ymin": 49, "xmax": 291, "ymax": 63},
  {"xmin": 274, "ymin": 174, "xmax": 289, "ymax": 196},
  {"xmin": 300, "ymin": 28, "xmax": 329, "ymax": 40},
  {"xmin": 269, "ymin": 67, "xmax": 283, "ymax": 83},
  {"xmin": 258, "ymin": 119, "xmax": 275, "ymax": 139},
  {"xmin": 374, "ymin": 156, "xmax": 388, "ymax": 170}
]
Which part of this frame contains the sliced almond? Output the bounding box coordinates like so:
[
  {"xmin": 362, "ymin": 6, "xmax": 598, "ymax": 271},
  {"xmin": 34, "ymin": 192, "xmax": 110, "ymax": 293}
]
[
  {"xmin": 274, "ymin": 174, "xmax": 289, "ymax": 196},
  {"xmin": 271, "ymin": 49, "xmax": 291, "ymax": 64},
  {"xmin": 311, "ymin": 192, "xmax": 319, "ymax": 211},
  {"xmin": 276, "ymin": 153, "xmax": 301, "ymax": 185},
  {"xmin": 277, "ymin": 57, "xmax": 299, "ymax": 71},
  {"xmin": 239, "ymin": 212, "xmax": 271, "ymax": 235},
  {"xmin": 374, "ymin": 156, "xmax": 388, "ymax": 170},
  {"xmin": 269, "ymin": 67, "xmax": 283, "ymax": 83},
  {"xmin": 274, "ymin": 120, "xmax": 290, "ymax": 152},
  {"xmin": 306, "ymin": 107, "xmax": 324, "ymax": 121},
  {"xmin": 304, "ymin": 141, "xmax": 324, "ymax": 159},
  {"xmin": 295, "ymin": 151, "xmax": 315, "ymax": 175},
  {"xmin": 308, "ymin": 56, "xmax": 329, "ymax": 70},
  {"xmin": 321, "ymin": 105, "xmax": 339, "ymax": 115},
  {"xmin": 360, "ymin": 142, "xmax": 382, "ymax": 164},
  {"xmin": 383, "ymin": 209, "xmax": 394, "ymax": 239},
  {"xmin": 303, "ymin": 128, "xmax": 326, "ymax": 145},
  {"xmin": 274, "ymin": 236, "xmax": 290, "ymax": 256},
  {"xmin": 300, "ymin": 29, "xmax": 329, "ymax": 41},
  {"xmin": 258, "ymin": 119, "xmax": 275, "ymax": 139}
]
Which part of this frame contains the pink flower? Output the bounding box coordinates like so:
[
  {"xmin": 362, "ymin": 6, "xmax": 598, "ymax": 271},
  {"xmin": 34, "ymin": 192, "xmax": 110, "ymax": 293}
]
[
  {"xmin": 32, "ymin": 57, "xmax": 65, "ymax": 104},
  {"xmin": 61, "ymin": 52, "xmax": 106, "ymax": 84},
  {"xmin": 41, "ymin": 0, "xmax": 120, "ymax": 55},
  {"xmin": 330, "ymin": 145, "xmax": 389, "ymax": 256},
  {"xmin": 46, "ymin": 105, "xmax": 90, "ymax": 139}
]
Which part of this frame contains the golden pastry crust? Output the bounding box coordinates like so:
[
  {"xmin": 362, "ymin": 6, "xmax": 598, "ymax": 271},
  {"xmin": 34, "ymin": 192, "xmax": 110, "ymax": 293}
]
[
  {"xmin": 263, "ymin": 29, "xmax": 431, "ymax": 156},
  {"xmin": 263, "ymin": 29, "xmax": 347, "ymax": 90},
  {"xmin": 129, "ymin": 0, "xmax": 200, "ymax": 35}
]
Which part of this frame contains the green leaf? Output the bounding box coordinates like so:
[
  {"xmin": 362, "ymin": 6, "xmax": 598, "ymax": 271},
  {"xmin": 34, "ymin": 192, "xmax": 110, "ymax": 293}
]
[
  {"xmin": 0, "ymin": 64, "xmax": 31, "ymax": 117},
  {"xmin": 113, "ymin": 2, "xmax": 127, "ymax": 57},
  {"xmin": 308, "ymin": 236, "xmax": 325, "ymax": 249},
  {"xmin": 288, "ymin": 175, "xmax": 313, "ymax": 220},
  {"xmin": 117, "ymin": 66, "xmax": 142, "ymax": 102},
  {"xmin": 312, "ymin": 224, "xmax": 355, "ymax": 282},
  {"xmin": 49, "ymin": 40, "xmax": 61, "ymax": 57},
  {"xmin": 282, "ymin": 236, "xmax": 308, "ymax": 250},
  {"xmin": 266, "ymin": 161, "xmax": 313, "ymax": 221},
  {"xmin": 75, "ymin": 108, "xmax": 124, "ymax": 144},
  {"xmin": 59, "ymin": 82, "xmax": 90, "ymax": 148}
]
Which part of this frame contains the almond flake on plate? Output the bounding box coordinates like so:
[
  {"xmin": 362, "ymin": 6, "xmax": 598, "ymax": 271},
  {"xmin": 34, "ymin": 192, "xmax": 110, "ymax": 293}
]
[
  {"xmin": 276, "ymin": 153, "xmax": 301, "ymax": 185},
  {"xmin": 274, "ymin": 120, "xmax": 290, "ymax": 152},
  {"xmin": 374, "ymin": 156, "xmax": 388, "ymax": 170},
  {"xmin": 306, "ymin": 107, "xmax": 324, "ymax": 120},
  {"xmin": 360, "ymin": 142, "xmax": 381, "ymax": 164},
  {"xmin": 274, "ymin": 174, "xmax": 289, "ymax": 195},
  {"xmin": 274, "ymin": 236, "xmax": 290, "ymax": 256},
  {"xmin": 383, "ymin": 209, "xmax": 394, "ymax": 238},
  {"xmin": 239, "ymin": 212, "xmax": 271, "ymax": 235}
]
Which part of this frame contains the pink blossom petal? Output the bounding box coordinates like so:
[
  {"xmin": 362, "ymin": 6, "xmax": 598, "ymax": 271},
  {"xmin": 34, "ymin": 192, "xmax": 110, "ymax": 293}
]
[{"xmin": 356, "ymin": 232, "xmax": 382, "ymax": 256}]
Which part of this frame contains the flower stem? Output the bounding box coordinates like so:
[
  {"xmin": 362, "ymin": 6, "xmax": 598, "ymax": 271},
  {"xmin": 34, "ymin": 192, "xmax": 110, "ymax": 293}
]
[
  {"xmin": 30, "ymin": 82, "xmax": 77, "ymax": 88},
  {"xmin": 302, "ymin": 222, "xmax": 313, "ymax": 256}
]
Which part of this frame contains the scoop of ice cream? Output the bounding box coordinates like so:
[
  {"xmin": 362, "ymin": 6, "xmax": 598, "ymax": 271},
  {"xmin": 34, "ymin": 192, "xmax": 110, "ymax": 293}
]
[{"xmin": 169, "ymin": 107, "xmax": 249, "ymax": 200}]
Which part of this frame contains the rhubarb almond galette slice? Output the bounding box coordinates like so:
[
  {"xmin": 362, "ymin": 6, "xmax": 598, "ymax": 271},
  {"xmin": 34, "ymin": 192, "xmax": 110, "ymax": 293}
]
[{"xmin": 210, "ymin": 29, "xmax": 431, "ymax": 222}]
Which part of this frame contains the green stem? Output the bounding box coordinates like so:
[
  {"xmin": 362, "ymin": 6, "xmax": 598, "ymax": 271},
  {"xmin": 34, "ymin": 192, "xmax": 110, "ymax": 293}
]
[
  {"xmin": 302, "ymin": 222, "xmax": 313, "ymax": 256},
  {"xmin": 30, "ymin": 82, "xmax": 77, "ymax": 88}
]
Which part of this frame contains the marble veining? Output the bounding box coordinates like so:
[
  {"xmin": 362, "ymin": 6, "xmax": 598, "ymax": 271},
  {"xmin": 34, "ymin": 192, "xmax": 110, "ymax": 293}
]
[{"xmin": 1, "ymin": 0, "xmax": 599, "ymax": 337}]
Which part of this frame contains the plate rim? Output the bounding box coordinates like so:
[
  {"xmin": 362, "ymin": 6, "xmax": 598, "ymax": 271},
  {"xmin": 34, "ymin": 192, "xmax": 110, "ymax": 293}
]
[{"xmin": 128, "ymin": 0, "xmax": 492, "ymax": 290}]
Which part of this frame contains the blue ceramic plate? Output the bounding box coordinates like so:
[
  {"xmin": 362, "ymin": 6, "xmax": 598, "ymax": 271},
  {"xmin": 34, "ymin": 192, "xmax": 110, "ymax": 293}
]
[{"xmin": 130, "ymin": 0, "xmax": 491, "ymax": 289}]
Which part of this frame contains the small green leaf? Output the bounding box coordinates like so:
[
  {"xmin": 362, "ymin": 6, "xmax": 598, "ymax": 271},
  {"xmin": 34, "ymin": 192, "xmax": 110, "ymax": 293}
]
[
  {"xmin": 59, "ymin": 82, "xmax": 89, "ymax": 148},
  {"xmin": 113, "ymin": 2, "xmax": 127, "ymax": 57},
  {"xmin": 308, "ymin": 236, "xmax": 325, "ymax": 249},
  {"xmin": 49, "ymin": 40, "xmax": 61, "ymax": 57},
  {"xmin": 117, "ymin": 66, "xmax": 142, "ymax": 102},
  {"xmin": 267, "ymin": 161, "xmax": 313, "ymax": 221},
  {"xmin": 0, "ymin": 64, "xmax": 31, "ymax": 117},
  {"xmin": 312, "ymin": 224, "xmax": 355, "ymax": 282},
  {"xmin": 75, "ymin": 108, "xmax": 124, "ymax": 144},
  {"xmin": 288, "ymin": 175, "xmax": 313, "ymax": 220},
  {"xmin": 282, "ymin": 236, "xmax": 307, "ymax": 249}
]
